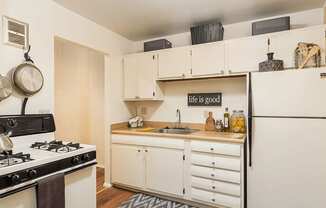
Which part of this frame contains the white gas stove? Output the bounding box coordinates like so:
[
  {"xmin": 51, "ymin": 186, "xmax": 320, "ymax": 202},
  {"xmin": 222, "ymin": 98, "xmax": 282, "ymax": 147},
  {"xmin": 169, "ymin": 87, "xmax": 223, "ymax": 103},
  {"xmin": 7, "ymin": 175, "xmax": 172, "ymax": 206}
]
[{"xmin": 0, "ymin": 114, "xmax": 97, "ymax": 208}]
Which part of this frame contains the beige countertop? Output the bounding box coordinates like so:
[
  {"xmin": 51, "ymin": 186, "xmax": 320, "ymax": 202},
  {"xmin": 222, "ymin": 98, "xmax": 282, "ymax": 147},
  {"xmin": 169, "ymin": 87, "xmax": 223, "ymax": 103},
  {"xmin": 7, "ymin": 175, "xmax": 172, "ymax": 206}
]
[{"xmin": 111, "ymin": 122, "xmax": 246, "ymax": 144}]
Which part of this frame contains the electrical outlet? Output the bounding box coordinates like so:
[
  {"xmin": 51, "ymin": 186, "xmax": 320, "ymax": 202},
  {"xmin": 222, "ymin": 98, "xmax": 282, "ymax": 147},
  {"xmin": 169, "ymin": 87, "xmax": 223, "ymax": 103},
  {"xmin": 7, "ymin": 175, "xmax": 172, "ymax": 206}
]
[{"xmin": 204, "ymin": 111, "xmax": 209, "ymax": 118}]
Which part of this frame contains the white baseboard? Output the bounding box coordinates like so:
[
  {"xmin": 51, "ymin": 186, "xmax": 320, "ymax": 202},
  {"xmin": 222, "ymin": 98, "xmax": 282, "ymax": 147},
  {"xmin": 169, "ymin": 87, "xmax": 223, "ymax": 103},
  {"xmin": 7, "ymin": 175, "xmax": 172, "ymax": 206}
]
[
  {"xmin": 103, "ymin": 182, "xmax": 112, "ymax": 188},
  {"xmin": 96, "ymin": 164, "xmax": 105, "ymax": 169}
]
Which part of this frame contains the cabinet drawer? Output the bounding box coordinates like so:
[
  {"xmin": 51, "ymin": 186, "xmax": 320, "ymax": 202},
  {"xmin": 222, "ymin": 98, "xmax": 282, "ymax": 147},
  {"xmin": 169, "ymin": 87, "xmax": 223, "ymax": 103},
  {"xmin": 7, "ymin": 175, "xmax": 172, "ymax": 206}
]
[
  {"xmin": 191, "ymin": 153, "xmax": 241, "ymax": 171},
  {"xmin": 191, "ymin": 165, "xmax": 240, "ymax": 184},
  {"xmin": 191, "ymin": 141, "xmax": 241, "ymax": 156},
  {"xmin": 191, "ymin": 176, "xmax": 241, "ymax": 196},
  {"xmin": 191, "ymin": 188, "xmax": 241, "ymax": 208}
]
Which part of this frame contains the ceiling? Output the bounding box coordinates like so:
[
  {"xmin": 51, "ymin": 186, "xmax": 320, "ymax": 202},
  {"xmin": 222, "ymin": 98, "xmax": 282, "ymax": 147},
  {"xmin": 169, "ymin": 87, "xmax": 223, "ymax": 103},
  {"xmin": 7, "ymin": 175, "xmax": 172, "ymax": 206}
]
[{"xmin": 54, "ymin": 0, "xmax": 324, "ymax": 41}]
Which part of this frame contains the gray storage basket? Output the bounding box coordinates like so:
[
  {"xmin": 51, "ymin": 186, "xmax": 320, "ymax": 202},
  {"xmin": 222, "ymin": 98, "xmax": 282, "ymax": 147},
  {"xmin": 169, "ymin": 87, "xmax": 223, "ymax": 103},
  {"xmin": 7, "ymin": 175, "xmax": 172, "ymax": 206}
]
[
  {"xmin": 252, "ymin": 16, "xmax": 290, "ymax": 36},
  {"xmin": 191, "ymin": 22, "xmax": 224, "ymax": 45},
  {"xmin": 144, "ymin": 39, "xmax": 172, "ymax": 52}
]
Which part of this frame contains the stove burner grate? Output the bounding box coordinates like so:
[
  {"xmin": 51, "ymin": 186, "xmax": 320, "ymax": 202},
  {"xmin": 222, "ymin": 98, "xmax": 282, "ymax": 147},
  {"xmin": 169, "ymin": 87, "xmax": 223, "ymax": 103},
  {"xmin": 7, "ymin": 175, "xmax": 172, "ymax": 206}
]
[
  {"xmin": 0, "ymin": 152, "xmax": 33, "ymax": 168},
  {"xmin": 31, "ymin": 140, "xmax": 82, "ymax": 153}
]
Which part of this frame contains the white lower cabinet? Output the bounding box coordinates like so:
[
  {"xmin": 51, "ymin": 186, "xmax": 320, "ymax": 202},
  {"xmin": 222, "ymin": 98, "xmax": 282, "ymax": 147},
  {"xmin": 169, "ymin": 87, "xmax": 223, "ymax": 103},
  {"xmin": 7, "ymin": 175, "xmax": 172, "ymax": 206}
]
[
  {"xmin": 111, "ymin": 144, "xmax": 145, "ymax": 188},
  {"xmin": 146, "ymin": 147, "xmax": 184, "ymax": 196},
  {"xmin": 191, "ymin": 165, "xmax": 241, "ymax": 184},
  {"xmin": 111, "ymin": 136, "xmax": 185, "ymax": 197},
  {"xmin": 192, "ymin": 188, "xmax": 241, "ymax": 208},
  {"xmin": 191, "ymin": 152, "xmax": 241, "ymax": 171},
  {"xmin": 111, "ymin": 135, "xmax": 244, "ymax": 208},
  {"xmin": 189, "ymin": 140, "xmax": 243, "ymax": 208},
  {"xmin": 191, "ymin": 176, "xmax": 241, "ymax": 197}
]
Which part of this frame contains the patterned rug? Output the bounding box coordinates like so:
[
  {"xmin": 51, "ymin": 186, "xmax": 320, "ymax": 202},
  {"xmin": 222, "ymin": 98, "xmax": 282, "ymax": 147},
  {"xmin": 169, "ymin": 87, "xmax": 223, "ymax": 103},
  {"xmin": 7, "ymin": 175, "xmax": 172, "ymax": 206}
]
[{"xmin": 119, "ymin": 193, "xmax": 197, "ymax": 208}]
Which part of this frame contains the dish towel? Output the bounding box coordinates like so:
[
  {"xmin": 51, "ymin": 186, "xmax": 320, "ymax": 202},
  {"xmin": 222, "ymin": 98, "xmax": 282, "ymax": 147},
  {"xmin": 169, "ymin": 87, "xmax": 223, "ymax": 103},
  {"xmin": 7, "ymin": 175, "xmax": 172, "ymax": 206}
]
[{"xmin": 37, "ymin": 173, "xmax": 65, "ymax": 208}]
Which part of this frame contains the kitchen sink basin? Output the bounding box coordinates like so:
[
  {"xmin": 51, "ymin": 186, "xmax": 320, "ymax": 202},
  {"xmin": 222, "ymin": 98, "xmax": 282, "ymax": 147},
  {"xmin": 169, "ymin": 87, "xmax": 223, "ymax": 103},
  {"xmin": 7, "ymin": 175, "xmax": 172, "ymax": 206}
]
[{"xmin": 153, "ymin": 127, "xmax": 199, "ymax": 134}]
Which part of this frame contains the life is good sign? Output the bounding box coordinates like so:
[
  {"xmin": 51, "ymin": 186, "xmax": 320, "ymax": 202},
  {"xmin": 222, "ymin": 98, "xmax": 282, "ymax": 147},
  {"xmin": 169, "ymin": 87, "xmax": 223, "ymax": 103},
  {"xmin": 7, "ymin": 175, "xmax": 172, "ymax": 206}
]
[{"xmin": 188, "ymin": 93, "xmax": 222, "ymax": 106}]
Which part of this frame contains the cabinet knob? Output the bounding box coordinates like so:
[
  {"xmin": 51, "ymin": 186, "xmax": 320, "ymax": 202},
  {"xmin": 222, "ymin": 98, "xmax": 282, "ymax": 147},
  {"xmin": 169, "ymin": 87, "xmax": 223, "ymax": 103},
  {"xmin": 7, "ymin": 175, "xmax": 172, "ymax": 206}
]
[
  {"xmin": 211, "ymin": 173, "xmax": 215, "ymax": 177},
  {"xmin": 221, "ymin": 70, "xmax": 225, "ymax": 74},
  {"xmin": 144, "ymin": 150, "xmax": 148, "ymax": 152},
  {"xmin": 228, "ymin": 70, "xmax": 232, "ymax": 74},
  {"xmin": 212, "ymin": 162, "xmax": 215, "ymax": 165},
  {"xmin": 137, "ymin": 150, "xmax": 141, "ymax": 152},
  {"xmin": 210, "ymin": 147, "xmax": 214, "ymax": 151},
  {"xmin": 212, "ymin": 186, "xmax": 216, "ymax": 189},
  {"xmin": 212, "ymin": 199, "xmax": 216, "ymax": 202}
]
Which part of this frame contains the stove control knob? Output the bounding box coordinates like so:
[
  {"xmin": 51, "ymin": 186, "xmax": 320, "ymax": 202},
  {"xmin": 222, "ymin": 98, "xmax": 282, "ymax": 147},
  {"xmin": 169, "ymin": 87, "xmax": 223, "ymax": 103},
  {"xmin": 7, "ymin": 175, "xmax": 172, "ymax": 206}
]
[
  {"xmin": 72, "ymin": 156, "xmax": 80, "ymax": 164},
  {"xmin": 11, "ymin": 174, "xmax": 20, "ymax": 184},
  {"xmin": 7, "ymin": 119, "xmax": 17, "ymax": 128},
  {"xmin": 83, "ymin": 154, "xmax": 90, "ymax": 161},
  {"xmin": 28, "ymin": 170, "xmax": 37, "ymax": 178}
]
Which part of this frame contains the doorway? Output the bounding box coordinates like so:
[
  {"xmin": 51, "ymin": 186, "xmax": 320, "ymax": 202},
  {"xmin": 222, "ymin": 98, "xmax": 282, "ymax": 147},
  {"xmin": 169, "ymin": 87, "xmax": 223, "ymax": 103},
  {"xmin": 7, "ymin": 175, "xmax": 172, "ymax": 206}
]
[{"xmin": 54, "ymin": 37, "xmax": 106, "ymax": 169}]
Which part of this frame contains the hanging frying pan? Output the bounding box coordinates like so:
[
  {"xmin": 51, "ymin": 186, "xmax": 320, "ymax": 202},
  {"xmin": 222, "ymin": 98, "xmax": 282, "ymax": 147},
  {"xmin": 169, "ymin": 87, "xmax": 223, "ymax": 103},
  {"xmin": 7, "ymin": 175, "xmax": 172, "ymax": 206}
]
[
  {"xmin": 11, "ymin": 46, "xmax": 44, "ymax": 114},
  {"xmin": 11, "ymin": 61, "xmax": 44, "ymax": 96},
  {"xmin": 0, "ymin": 74, "xmax": 13, "ymax": 101}
]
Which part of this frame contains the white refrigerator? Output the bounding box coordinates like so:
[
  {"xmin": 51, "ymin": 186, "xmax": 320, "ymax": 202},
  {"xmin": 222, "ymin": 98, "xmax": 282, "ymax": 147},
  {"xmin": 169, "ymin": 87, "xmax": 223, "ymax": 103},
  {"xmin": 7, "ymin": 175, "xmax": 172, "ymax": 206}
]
[{"xmin": 248, "ymin": 68, "xmax": 326, "ymax": 208}]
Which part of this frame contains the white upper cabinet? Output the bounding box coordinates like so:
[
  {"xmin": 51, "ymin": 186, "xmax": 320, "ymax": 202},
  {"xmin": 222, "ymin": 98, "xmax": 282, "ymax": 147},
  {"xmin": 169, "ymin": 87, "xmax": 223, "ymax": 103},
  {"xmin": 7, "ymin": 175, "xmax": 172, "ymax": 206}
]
[
  {"xmin": 124, "ymin": 25, "xmax": 325, "ymax": 83},
  {"xmin": 269, "ymin": 25, "xmax": 325, "ymax": 68},
  {"xmin": 191, "ymin": 41, "xmax": 226, "ymax": 77},
  {"xmin": 157, "ymin": 46, "xmax": 191, "ymax": 79},
  {"xmin": 123, "ymin": 54, "xmax": 138, "ymax": 99},
  {"xmin": 123, "ymin": 53, "xmax": 162, "ymax": 100},
  {"xmin": 226, "ymin": 34, "xmax": 269, "ymax": 73},
  {"xmin": 137, "ymin": 53, "xmax": 158, "ymax": 99}
]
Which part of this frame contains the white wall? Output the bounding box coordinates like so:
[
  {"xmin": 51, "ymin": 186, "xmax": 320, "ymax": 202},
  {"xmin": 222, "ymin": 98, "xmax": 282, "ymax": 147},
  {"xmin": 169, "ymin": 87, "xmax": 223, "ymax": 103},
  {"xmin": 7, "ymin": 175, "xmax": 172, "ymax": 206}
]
[
  {"xmin": 133, "ymin": 8, "xmax": 324, "ymax": 51},
  {"xmin": 131, "ymin": 77, "xmax": 247, "ymax": 124},
  {"xmin": 0, "ymin": 0, "xmax": 56, "ymax": 115},
  {"xmin": 0, "ymin": 0, "xmax": 134, "ymax": 123},
  {"xmin": 0, "ymin": 0, "xmax": 134, "ymax": 186}
]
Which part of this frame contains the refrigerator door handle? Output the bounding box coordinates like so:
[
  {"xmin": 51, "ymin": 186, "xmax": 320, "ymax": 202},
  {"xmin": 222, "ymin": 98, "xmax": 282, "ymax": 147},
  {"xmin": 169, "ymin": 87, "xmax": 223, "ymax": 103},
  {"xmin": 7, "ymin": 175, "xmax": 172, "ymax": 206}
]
[{"xmin": 248, "ymin": 72, "xmax": 253, "ymax": 167}]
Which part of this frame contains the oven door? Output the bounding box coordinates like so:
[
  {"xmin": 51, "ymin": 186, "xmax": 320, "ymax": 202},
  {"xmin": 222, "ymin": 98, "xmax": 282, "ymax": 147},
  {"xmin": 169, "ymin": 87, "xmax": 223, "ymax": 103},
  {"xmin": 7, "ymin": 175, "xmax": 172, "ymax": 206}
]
[
  {"xmin": 0, "ymin": 186, "xmax": 36, "ymax": 207},
  {"xmin": 0, "ymin": 165, "xmax": 96, "ymax": 208}
]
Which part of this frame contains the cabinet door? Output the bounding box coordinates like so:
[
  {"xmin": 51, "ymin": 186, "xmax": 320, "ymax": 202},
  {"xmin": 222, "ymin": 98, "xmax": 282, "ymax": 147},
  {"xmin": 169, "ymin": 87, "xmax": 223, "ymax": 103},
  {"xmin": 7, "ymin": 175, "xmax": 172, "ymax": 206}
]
[
  {"xmin": 191, "ymin": 42, "xmax": 225, "ymax": 77},
  {"xmin": 112, "ymin": 144, "xmax": 145, "ymax": 188},
  {"xmin": 270, "ymin": 26, "xmax": 325, "ymax": 68},
  {"xmin": 123, "ymin": 54, "xmax": 138, "ymax": 99},
  {"xmin": 226, "ymin": 35, "xmax": 268, "ymax": 73},
  {"xmin": 158, "ymin": 47, "xmax": 191, "ymax": 79},
  {"xmin": 146, "ymin": 147, "xmax": 184, "ymax": 196},
  {"xmin": 137, "ymin": 53, "xmax": 157, "ymax": 99}
]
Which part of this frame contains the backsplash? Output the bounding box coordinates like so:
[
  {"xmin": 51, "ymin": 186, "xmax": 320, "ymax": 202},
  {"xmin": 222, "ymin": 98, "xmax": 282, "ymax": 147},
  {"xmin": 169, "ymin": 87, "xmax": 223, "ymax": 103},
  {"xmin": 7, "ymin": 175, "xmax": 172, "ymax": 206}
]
[{"xmin": 128, "ymin": 77, "xmax": 247, "ymax": 124}]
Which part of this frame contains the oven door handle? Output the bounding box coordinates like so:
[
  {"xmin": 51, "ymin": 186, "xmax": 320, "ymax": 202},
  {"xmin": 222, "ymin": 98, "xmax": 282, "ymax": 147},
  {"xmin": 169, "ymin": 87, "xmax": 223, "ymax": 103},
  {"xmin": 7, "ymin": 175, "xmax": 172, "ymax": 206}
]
[{"xmin": 248, "ymin": 72, "xmax": 253, "ymax": 167}]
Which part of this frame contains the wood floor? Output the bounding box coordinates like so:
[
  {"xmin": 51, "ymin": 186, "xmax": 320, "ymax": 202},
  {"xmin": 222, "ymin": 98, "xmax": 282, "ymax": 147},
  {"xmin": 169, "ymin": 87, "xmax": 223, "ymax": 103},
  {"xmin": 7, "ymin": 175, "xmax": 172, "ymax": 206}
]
[{"xmin": 96, "ymin": 167, "xmax": 134, "ymax": 208}]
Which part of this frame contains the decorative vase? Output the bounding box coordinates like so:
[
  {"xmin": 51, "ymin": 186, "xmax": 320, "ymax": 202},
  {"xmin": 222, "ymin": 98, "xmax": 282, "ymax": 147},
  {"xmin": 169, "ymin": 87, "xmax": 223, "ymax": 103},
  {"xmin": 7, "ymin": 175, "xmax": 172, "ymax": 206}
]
[{"xmin": 259, "ymin": 52, "xmax": 284, "ymax": 72}]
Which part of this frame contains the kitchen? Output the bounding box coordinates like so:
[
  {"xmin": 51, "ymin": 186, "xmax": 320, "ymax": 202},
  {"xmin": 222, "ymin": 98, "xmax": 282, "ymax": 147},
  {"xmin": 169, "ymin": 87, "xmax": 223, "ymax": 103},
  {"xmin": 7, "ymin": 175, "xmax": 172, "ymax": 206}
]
[{"xmin": 0, "ymin": 0, "xmax": 326, "ymax": 208}]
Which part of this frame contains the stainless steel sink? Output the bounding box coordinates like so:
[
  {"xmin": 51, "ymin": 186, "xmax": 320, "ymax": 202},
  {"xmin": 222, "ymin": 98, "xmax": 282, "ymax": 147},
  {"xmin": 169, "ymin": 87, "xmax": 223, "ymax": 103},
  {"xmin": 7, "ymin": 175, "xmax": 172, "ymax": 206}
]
[{"xmin": 153, "ymin": 127, "xmax": 199, "ymax": 134}]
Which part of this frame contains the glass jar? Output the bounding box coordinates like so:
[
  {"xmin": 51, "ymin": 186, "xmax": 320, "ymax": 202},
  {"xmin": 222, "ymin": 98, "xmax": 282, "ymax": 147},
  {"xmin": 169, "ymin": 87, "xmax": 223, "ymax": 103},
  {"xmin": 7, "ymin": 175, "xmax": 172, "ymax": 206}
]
[{"xmin": 230, "ymin": 110, "xmax": 246, "ymax": 133}]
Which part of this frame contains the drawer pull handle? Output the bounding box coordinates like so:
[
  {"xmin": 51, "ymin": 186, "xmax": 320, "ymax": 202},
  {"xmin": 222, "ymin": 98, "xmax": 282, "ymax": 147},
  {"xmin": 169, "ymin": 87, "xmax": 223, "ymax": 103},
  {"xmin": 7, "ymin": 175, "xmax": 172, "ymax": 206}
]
[
  {"xmin": 211, "ymin": 174, "xmax": 215, "ymax": 177},
  {"xmin": 137, "ymin": 150, "xmax": 141, "ymax": 152},
  {"xmin": 210, "ymin": 148, "xmax": 214, "ymax": 151},
  {"xmin": 145, "ymin": 150, "xmax": 148, "ymax": 152},
  {"xmin": 212, "ymin": 199, "xmax": 216, "ymax": 202},
  {"xmin": 212, "ymin": 186, "xmax": 216, "ymax": 189}
]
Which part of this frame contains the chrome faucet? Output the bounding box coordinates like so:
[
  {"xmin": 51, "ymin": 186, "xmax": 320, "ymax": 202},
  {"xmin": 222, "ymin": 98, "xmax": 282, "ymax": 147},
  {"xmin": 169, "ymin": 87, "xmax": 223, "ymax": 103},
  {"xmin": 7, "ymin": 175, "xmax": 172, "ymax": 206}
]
[{"xmin": 176, "ymin": 109, "xmax": 181, "ymax": 128}]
